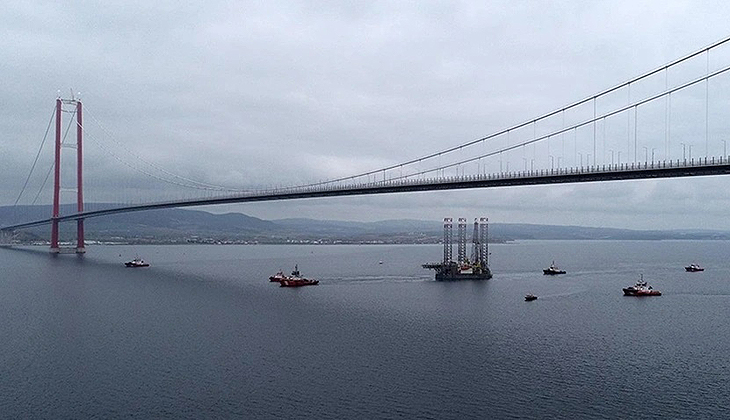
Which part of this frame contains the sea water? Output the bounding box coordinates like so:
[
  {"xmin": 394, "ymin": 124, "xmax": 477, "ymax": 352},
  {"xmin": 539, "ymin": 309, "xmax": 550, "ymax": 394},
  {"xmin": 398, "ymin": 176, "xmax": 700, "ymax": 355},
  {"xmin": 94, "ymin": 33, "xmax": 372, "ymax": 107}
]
[{"xmin": 0, "ymin": 241, "xmax": 728, "ymax": 419}]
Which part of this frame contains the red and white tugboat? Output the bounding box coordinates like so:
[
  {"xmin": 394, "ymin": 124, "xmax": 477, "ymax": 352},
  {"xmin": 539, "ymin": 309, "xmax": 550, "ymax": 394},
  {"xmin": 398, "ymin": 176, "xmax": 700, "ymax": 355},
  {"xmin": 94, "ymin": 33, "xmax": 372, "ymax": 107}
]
[
  {"xmin": 125, "ymin": 257, "xmax": 149, "ymax": 268},
  {"xmin": 280, "ymin": 277, "xmax": 319, "ymax": 287},
  {"xmin": 685, "ymin": 263, "xmax": 704, "ymax": 272},
  {"xmin": 271, "ymin": 265, "xmax": 320, "ymax": 287},
  {"xmin": 623, "ymin": 275, "xmax": 661, "ymax": 296}
]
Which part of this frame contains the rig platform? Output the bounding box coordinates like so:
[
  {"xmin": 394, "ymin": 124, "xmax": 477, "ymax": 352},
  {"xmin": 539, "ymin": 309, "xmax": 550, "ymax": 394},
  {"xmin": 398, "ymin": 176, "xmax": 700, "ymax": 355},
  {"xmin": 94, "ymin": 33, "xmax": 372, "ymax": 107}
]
[{"xmin": 423, "ymin": 217, "xmax": 492, "ymax": 281}]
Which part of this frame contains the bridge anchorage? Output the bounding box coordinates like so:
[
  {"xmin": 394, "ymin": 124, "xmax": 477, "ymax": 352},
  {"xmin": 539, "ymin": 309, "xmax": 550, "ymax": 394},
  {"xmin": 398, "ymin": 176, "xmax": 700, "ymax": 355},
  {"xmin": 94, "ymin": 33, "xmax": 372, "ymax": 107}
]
[{"xmin": 50, "ymin": 96, "xmax": 85, "ymax": 254}]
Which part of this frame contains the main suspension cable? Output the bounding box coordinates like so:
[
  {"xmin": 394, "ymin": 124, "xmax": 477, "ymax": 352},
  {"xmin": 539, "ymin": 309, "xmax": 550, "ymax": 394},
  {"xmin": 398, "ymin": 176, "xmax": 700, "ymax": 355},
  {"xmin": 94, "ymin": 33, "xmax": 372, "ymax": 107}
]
[
  {"xmin": 13, "ymin": 105, "xmax": 56, "ymax": 206},
  {"xmin": 375, "ymin": 62, "xmax": 730, "ymax": 183},
  {"xmin": 292, "ymin": 34, "xmax": 730, "ymax": 189},
  {"xmin": 30, "ymin": 107, "xmax": 77, "ymax": 205}
]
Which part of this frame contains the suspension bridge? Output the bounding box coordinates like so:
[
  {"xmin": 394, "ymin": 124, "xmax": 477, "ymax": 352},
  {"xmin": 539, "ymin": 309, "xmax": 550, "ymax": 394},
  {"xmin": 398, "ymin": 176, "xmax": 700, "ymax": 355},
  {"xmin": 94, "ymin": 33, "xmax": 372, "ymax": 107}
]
[{"xmin": 4, "ymin": 36, "xmax": 730, "ymax": 252}]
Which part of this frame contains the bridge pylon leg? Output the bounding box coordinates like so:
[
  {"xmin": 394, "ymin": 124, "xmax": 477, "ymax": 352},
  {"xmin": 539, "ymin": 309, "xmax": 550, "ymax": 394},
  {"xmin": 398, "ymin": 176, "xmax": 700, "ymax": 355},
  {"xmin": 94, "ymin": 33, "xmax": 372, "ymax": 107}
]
[
  {"xmin": 50, "ymin": 219, "xmax": 60, "ymax": 253},
  {"xmin": 75, "ymin": 100, "xmax": 84, "ymax": 254},
  {"xmin": 50, "ymin": 97, "xmax": 62, "ymax": 254},
  {"xmin": 76, "ymin": 219, "xmax": 85, "ymax": 253}
]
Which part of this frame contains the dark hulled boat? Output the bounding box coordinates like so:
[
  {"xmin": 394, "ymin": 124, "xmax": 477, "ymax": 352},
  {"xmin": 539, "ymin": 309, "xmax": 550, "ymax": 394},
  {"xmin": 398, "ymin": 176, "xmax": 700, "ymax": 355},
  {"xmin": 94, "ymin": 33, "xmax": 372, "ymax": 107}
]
[
  {"xmin": 525, "ymin": 294, "xmax": 538, "ymax": 301},
  {"xmin": 543, "ymin": 261, "xmax": 566, "ymax": 275},
  {"xmin": 685, "ymin": 263, "xmax": 704, "ymax": 272}
]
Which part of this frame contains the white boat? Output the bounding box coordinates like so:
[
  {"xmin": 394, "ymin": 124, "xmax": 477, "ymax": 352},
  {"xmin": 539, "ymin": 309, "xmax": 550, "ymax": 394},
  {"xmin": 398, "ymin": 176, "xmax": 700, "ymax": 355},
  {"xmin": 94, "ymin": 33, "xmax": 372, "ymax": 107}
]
[
  {"xmin": 543, "ymin": 261, "xmax": 566, "ymax": 275},
  {"xmin": 125, "ymin": 258, "xmax": 149, "ymax": 268},
  {"xmin": 685, "ymin": 263, "xmax": 704, "ymax": 272},
  {"xmin": 622, "ymin": 275, "xmax": 661, "ymax": 296}
]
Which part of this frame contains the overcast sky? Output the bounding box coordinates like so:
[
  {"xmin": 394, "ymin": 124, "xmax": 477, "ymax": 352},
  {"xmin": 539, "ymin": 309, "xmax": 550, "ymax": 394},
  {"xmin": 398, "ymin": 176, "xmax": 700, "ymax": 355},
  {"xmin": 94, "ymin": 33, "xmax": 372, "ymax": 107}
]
[{"xmin": 4, "ymin": 1, "xmax": 730, "ymax": 229}]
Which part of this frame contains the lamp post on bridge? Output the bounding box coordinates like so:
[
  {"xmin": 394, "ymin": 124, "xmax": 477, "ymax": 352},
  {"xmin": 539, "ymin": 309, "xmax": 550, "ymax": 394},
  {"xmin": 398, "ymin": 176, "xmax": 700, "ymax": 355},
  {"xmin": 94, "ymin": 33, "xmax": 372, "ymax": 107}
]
[
  {"xmin": 643, "ymin": 146, "xmax": 648, "ymax": 163},
  {"xmin": 578, "ymin": 152, "xmax": 583, "ymax": 168},
  {"xmin": 609, "ymin": 149, "xmax": 614, "ymax": 165},
  {"xmin": 549, "ymin": 155, "xmax": 554, "ymax": 170},
  {"xmin": 723, "ymin": 140, "xmax": 727, "ymax": 159},
  {"xmin": 680, "ymin": 143, "xmax": 686, "ymax": 161}
]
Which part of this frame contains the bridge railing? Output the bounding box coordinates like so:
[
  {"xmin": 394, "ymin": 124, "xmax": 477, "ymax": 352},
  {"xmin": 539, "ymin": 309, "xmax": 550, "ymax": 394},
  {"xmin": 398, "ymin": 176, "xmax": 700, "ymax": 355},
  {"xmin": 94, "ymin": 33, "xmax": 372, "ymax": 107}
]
[{"xmin": 289, "ymin": 154, "xmax": 730, "ymax": 194}]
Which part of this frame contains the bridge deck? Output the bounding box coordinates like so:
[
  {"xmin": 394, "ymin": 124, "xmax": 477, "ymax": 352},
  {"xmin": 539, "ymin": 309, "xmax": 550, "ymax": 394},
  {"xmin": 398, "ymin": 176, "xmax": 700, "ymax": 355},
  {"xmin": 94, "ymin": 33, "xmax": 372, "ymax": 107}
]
[{"xmin": 3, "ymin": 158, "xmax": 729, "ymax": 231}]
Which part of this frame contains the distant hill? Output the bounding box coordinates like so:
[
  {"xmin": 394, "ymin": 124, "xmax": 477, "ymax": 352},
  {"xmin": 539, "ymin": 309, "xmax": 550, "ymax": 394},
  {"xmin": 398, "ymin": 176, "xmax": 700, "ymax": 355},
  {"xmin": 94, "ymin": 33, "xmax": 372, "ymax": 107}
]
[
  {"xmin": 2, "ymin": 204, "xmax": 730, "ymax": 244},
  {"xmin": 0, "ymin": 205, "xmax": 275, "ymax": 243}
]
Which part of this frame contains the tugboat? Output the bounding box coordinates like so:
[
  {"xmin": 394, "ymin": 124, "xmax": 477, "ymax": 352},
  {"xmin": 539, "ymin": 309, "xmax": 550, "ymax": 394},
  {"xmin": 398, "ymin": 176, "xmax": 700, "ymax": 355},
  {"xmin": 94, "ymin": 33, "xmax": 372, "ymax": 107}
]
[
  {"xmin": 623, "ymin": 275, "xmax": 661, "ymax": 296},
  {"xmin": 280, "ymin": 278, "xmax": 319, "ymax": 287},
  {"xmin": 272, "ymin": 265, "xmax": 320, "ymax": 287},
  {"xmin": 543, "ymin": 261, "xmax": 566, "ymax": 275},
  {"xmin": 525, "ymin": 294, "xmax": 538, "ymax": 301},
  {"xmin": 685, "ymin": 263, "xmax": 704, "ymax": 272},
  {"xmin": 125, "ymin": 257, "xmax": 149, "ymax": 268}
]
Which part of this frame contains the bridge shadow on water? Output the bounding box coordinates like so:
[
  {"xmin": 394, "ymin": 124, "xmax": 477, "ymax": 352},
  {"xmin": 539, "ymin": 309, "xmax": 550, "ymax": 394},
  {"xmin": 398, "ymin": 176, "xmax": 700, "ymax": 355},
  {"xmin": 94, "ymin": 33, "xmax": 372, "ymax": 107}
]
[{"xmin": 0, "ymin": 245, "xmax": 223, "ymax": 287}]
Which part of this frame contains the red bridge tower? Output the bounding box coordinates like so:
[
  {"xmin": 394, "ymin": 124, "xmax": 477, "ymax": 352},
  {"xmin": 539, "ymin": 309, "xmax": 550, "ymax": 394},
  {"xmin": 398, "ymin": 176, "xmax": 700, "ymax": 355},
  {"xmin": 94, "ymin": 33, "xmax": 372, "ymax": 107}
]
[{"xmin": 50, "ymin": 97, "xmax": 84, "ymax": 253}]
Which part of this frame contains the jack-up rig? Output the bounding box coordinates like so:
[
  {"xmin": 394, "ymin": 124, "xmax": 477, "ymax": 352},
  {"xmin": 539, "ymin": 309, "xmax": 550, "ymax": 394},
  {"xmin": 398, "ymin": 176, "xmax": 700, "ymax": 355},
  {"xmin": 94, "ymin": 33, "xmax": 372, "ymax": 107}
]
[{"xmin": 423, "ymin": 217, "xmax": 492, "ymax": 281}]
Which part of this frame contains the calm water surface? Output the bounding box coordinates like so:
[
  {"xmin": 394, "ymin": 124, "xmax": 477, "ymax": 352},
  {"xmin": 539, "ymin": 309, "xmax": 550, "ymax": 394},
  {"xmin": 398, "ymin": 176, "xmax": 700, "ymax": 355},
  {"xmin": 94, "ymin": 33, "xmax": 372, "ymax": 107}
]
[{"xmin": 1, "ymin": 241, "xmax": 729, "ymax": 419}]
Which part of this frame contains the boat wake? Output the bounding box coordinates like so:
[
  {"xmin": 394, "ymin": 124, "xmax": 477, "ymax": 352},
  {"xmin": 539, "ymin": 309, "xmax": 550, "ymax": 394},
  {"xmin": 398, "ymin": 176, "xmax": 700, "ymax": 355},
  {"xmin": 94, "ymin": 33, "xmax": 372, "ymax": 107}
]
[
  {"xmin": 530, "ymin": 288, "xmax": 587, "ymax": 299},
  {"xmin": 326, "ymin": 275, "xmax": 431, "ymax": 285}
]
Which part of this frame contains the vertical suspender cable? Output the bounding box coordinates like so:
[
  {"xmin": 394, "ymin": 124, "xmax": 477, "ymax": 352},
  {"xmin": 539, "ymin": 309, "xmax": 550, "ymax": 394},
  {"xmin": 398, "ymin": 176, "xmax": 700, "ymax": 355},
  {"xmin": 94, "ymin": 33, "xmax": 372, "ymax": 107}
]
[
  {"xmin": 627, "ymin": 83, "xmax": 631, "ymax": 162},
  {"xmin": 593, "ymin": 97, "xmax": 596, "ymax": 165},
  {"xmin": 634, "ymin": 106, "xmax": 638, "ymax": 163},
  {"xmin": 706, "ymin": 49, "xmax": 710, "ymax": 157}
]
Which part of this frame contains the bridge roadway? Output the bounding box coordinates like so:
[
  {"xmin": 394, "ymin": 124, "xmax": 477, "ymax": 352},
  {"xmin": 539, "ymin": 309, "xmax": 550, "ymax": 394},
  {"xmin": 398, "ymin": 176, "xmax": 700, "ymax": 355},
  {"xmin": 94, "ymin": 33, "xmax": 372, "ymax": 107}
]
[{"xmin": 3, "ymin": 157, "xmax": 730, "ymax": 232}]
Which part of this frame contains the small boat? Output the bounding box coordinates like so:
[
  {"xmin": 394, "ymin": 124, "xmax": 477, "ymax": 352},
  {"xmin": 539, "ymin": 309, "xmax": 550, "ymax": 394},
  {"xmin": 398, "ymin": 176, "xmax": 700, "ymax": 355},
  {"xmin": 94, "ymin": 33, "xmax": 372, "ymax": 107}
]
[
  {"xmin": 623, "ymin": 274, "xmax": 661, "ymax": 296},
  {"xmin": 269, "ymin": 271, "xmax": 287, "ymax": 282},
  {"xmin": 269, "ymin": 265, "xmax": 302, "ymax": 282},
  {"xmin": 125, "ymin": 258, "xmax": 149, "ymax": 268},
  {"xmin": 685, "ymin": 263, "xmax": 704, "ymax": 272},
  {"xmin": 525, "ymin": 294, "xmax": 538, "ymax": 301},
  {"xmin": 543, "ymin": 261, "xmax": 566, "ymax": 275}
]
